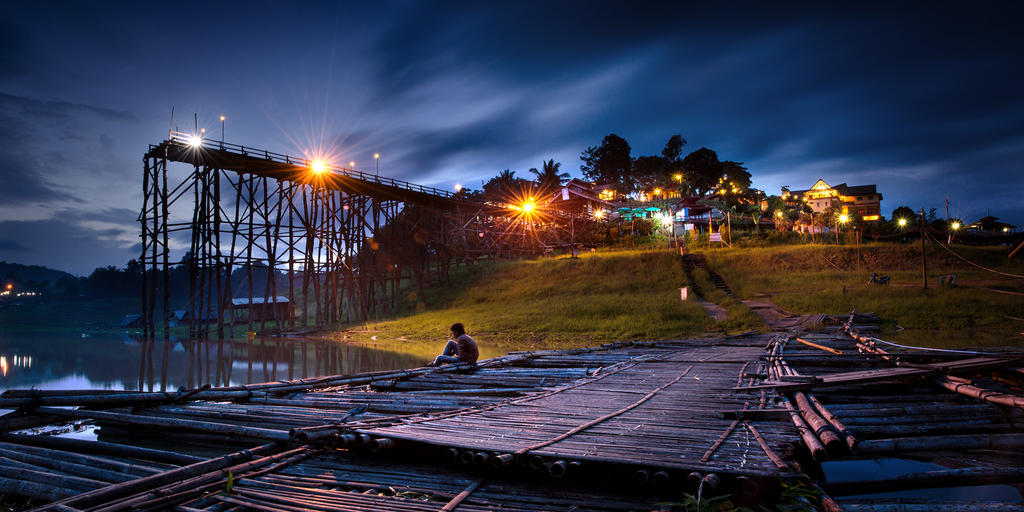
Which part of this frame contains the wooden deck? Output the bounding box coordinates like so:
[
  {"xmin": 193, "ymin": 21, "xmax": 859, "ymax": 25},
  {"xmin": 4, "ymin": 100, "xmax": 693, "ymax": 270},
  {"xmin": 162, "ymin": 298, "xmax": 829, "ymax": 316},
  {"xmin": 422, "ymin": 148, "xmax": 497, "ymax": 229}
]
[
  {"xmin": 360, "ymin": 342, "xmax": 798, "ymax": 478},
  {"xmin": 2, "ymin": 322, "xmax": 1023, "ymax": 511}
]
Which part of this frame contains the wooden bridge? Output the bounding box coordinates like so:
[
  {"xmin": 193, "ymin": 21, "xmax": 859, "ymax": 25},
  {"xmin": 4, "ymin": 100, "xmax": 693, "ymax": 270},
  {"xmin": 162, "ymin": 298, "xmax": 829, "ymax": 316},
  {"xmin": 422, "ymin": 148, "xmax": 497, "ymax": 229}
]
[
  {"xmin": 2, "ymin": 320, "xmax": 1023, "ymax": 510},
  {"xmin": 139, "ymin": 134, "xmax": 598, "ymax": 343}
]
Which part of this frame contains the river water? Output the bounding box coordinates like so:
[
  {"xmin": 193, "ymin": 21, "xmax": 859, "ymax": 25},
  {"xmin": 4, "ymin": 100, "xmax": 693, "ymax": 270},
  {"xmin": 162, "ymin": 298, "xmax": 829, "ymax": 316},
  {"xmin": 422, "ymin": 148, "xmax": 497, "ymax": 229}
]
[{"xmin": 0, "ymin": 331, "xmax": 476, "ymax": 394}]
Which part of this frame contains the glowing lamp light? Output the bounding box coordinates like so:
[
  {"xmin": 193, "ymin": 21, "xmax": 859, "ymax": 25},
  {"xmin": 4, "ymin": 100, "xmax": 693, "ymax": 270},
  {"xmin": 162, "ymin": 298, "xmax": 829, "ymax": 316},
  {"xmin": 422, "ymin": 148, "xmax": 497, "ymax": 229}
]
[
  {"xmin": 674, "ymin": 174, "xmax": 682, "ymax": 181},
  {"xmin": 521, "ymin": 201, "xmax": 535, "ymax": 213},
  {"xmin": 5, "ymin": 284, "xmax": 11, "ymax": 290},
  {"xmin": 897, "ymin": 218, "xmax": 908, "ymax": 227},
  {"xmin": 950, "ymin": 221, "xmax": 961, "ymax": 230},
  {"xmin": 220, "ymin": 115, "xmax": 225, "ymax": 122},
  {"xmin": 454, "ymin": 183, "xmax": 463, "ymax": 192},
  {"xmin": 478, "ymin": 232, "xmax": 485, "ymax": 238},
  {"xmin": 594, "ymin": 209, "xmax": 605, "ymax": 219},
  {"xmin": 310, "ymin": 160, "xmax": 326, "ymax": 174},
  {"xmin": 838, "ymin": 214, "xmax": 850, "ymax": 224},
  {"xmin": 349, "ymin": 161, "xmax": 355, "ymax": 168},
  {"xmin": 653, "ymin": 188, "xmax": 661, "ymax": 195},
  {"xmin": 374, "ymin": 153, "xmax": 380, "ymax": 160},
  {"xmin": 775, "ymin": 211, "xmax": 783, "ymax": 218},
  {"xmin": 187, "ymin": 135, "xmax": 202, "ymax": 148}
]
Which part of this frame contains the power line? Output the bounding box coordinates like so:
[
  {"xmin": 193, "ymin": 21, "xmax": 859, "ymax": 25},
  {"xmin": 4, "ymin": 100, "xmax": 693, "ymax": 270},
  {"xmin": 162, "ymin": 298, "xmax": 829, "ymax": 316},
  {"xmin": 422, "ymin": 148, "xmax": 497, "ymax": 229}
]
[{"xmin": 926, "ymin": 232, "xmax": 1024, "ymax": 279}]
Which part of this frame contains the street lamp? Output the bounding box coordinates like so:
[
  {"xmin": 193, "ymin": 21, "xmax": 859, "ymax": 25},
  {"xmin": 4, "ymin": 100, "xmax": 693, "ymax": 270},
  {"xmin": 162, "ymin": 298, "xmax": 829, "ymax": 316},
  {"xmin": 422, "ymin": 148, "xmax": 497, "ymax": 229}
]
[
  {"xmin": 220, "ymin": 115, "xmax": 225, "ymax": 141},
  {"xmin": 374, "ymin": 153, "xmax": 380, "ymax": 176},
  {"xmin": 836, "ymin": 213, "xmax": 850, "ymax": 244}
]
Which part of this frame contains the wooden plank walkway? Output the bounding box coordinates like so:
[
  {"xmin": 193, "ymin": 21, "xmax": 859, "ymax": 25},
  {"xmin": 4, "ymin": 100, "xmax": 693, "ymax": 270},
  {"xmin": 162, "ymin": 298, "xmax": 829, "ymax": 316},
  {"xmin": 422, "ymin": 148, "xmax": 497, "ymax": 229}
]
[
  {"xmin": 360, "ymin": 342, "xmax": 799, "ymax": 477},
  {"xmin": 9, "ymin": 326, "xmax": 1021, "ymax": 511},
  {"xmin": 736, "ymin": 356, "xmax": 1017, "ymax": 392}
]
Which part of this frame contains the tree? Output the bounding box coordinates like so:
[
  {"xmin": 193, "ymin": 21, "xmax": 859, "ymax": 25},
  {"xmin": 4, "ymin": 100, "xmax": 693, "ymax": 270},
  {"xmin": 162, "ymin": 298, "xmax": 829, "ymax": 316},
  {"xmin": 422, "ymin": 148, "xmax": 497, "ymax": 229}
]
[
  {"xmin": 680, "ymin": 148, "xmax": 723, "ymax": 196},
  {"xmin": 721, "ymin": 161, "xmax": 751, "ymax": 191},
  {"xmin": 631, "ymin": 155, "xmax": 667, "ymax": 194},
  {"xmin": 890, "ymin": 206, "xmax": 916, "ymax": 228},
  {"xmin": 580, "ymin": 134, "xmax": 633, "ymax": 195},
  {"xmin": 661, "ymin": 134, "xmax": 687, "ymax": 162},
  {"xmin": 741, "ymin": 203, "xmax": 764, "ymax": 232},
  {"xmin": 660, "ymin": 135, "xmax": 688, "ymax": 195},
  {"xmin": 529, "ymin": 159, "xmax": 570, "ymax": 192},
  {"xmin": 482, "ymin": 169, "xmax": 534, "ymax": 203},
  {"xmin": 497, "ymin": 169, "xmax": 517, "ymax": 188}
]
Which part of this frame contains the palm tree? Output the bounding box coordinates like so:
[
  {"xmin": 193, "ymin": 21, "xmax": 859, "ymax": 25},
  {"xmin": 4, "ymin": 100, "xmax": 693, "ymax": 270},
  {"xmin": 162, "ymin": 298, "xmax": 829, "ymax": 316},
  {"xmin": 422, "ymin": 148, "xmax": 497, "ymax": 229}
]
[
  {"xmin": 529, "ymin": 159, "xmax": 569, "ymax": 192},
  {"xmin": 496, "ymin": 169, "xmax": 517, "ymax": 188}
]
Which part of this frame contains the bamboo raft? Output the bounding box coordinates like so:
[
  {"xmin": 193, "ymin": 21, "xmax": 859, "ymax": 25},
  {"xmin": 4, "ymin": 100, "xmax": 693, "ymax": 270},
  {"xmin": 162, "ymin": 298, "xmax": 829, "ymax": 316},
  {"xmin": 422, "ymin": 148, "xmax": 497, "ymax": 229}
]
[
  {"xmin": 2, "ymin": 325, "xmax": 1023, "ymax": 510},
  {"xmin": 733, "ymin": 315, "xmax": 1024, "ymax": 511}
]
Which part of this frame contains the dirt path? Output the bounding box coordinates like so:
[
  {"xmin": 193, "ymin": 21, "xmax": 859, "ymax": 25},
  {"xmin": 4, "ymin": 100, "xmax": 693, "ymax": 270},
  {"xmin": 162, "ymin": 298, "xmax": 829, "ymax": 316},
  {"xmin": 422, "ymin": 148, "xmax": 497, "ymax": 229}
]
[
  {"xmin": 743, "ymin": 296, "xmax": 827, "ymax": 330},
  {"xmin": 696, "ymin": 298, "xmax": 728, "ymax": 321}
]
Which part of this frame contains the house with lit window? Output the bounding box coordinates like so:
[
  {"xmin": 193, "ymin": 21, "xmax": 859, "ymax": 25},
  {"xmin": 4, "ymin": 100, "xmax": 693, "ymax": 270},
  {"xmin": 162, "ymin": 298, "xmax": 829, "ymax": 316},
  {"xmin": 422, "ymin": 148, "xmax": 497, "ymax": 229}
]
[
  {"xmin": 966, "ymin": 216, "xmax": 1016, "ymax": 234},
  {"xmin": 542, "ymin": 179, "xmax": 615, "ymax": 217},
  {"xmin": 782, "ymin": 179, "xmax": 883, "ymax": 221}
]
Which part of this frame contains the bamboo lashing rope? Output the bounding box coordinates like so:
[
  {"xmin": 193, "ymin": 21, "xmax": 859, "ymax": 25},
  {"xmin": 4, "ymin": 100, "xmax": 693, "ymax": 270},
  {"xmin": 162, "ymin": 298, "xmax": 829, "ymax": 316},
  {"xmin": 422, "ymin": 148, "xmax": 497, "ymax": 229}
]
[
  {"xmin": 440, "ymin": 478, "xmax": 484, "ymax": 511},
  {"xmin": 701, "ymin": 419, "xmax": 741, "ymax": 463},
  {"xmin": 355, "ymin": 349, "xmax": 697, "ymax": 430},
  {"xmin": 514, "ymin": 364, "xmax": 696, "ymax": 456},
  {"xmin": 744, "ymin": 422, "xmax": 788, "ymax": 469}
]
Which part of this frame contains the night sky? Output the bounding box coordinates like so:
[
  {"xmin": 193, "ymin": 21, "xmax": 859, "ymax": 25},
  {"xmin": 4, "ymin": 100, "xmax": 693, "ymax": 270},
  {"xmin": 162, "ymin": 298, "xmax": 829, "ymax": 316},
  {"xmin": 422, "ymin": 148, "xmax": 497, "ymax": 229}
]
[{"xmin": 1, "ymin": 1, "xmax": 1022, "ymax": 275}]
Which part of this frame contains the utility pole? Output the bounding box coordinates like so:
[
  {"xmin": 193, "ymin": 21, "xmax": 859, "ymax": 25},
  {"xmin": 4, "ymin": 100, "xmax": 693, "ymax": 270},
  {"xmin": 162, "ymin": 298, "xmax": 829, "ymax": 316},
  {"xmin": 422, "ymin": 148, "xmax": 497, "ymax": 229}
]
[
  {"xmin": 855, "ymin": 225, "xmax": 861, "ymax": 270},
  {"xmin": 920, "ymin": 208, "xmax": 928, "ymax": 289},
  {"xmin": 946, "ymin": 196, "xmax": 952, "ymax": 244}
]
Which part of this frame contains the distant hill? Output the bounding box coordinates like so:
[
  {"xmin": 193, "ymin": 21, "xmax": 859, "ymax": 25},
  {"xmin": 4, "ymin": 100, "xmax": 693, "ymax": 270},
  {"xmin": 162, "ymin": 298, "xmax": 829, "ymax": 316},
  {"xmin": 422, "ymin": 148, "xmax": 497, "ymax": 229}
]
[{"xmin": 0, "ymin": 261, "xmax": 76, "ymax": 286}]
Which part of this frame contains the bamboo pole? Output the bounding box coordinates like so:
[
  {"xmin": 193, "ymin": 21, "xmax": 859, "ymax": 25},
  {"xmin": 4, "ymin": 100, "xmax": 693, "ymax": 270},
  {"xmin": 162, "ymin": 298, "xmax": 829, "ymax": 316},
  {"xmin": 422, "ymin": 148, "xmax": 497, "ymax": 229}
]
[
  {"xmin": 856, "ymin": 433, "xmax": 1024, "ymax": 454},
  {"xmin": 936, "ymin": 376, "xmax": 1024, "ymax": 409},
  {"xmin": 806, "ymin": 394, "xmax": 856, "ymax": 450},
  {"xmin": 792, "ymin": 392, "xmax": 845, "ymax": 454},
  {"xmin": 824, "ymin": 466, "xmax": 1024, "ymax": 496},
  {"xmin": 0, "ymin": 475, "xmax": 78, "ymax": 502},
  {"xmin": 781, "ymin": 397, "xmax": 827, "ymax": 461},
  {"xmin": 29, "ymin": 442, "xmax": 280, "ymax": 512},
  {"xmin": 795, "ymin": 337, "xmax": 843, "ymax": 355},
  {"xmin": 32, "ymin": 407, "xmax": 292, "ymax": 442}
]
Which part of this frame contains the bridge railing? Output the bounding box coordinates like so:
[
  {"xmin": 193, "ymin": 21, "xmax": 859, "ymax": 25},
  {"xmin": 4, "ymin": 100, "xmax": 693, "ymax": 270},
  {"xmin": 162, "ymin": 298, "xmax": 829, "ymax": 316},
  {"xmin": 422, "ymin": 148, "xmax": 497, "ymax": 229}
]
[{"xmin": 158, "ymin": 132, "xmax": 455, "ymax": 199}]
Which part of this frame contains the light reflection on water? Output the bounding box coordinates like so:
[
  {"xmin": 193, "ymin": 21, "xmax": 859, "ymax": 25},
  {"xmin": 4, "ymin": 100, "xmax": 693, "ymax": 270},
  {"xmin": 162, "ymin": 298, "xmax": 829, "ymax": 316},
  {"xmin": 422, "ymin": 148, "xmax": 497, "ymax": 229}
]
[{"xmin": 0, "ymin": 331, "xmax": 430, "ymax": 394}]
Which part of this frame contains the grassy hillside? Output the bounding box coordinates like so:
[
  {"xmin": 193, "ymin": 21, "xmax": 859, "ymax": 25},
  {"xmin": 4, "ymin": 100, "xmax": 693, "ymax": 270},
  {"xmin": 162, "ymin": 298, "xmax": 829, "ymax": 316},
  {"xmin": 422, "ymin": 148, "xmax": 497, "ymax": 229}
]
[
  {"xmin": 331, "ymin": 248, "xmax": 728, "ymax": 353},
  {"xmin": 704, "ymin": 243, "xmax": 1024, "ymax": 347}
]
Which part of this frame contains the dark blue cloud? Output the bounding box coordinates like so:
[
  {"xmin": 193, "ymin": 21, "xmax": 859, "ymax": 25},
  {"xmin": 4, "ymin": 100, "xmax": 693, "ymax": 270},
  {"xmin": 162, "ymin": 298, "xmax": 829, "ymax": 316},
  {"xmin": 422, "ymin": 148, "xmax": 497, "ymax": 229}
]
[{"xmin": 0, "ymin": 0, "xmax": 1023, "ymax": 272}]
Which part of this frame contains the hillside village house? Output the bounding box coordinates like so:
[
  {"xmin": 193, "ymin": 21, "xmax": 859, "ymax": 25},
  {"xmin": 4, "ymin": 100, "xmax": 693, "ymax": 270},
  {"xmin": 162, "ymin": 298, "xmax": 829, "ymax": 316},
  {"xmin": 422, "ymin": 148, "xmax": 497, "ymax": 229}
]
[
  {"xmin": 967, "ymin": 216, "xmax": 1017, "ymax": 234},
  {"xmin": 544, "ymin": 178, "xmax": 615, "ymax": 217},
  {"xmin": 783, "ymin": 179, "xmax": 883, "ymax": 221}
]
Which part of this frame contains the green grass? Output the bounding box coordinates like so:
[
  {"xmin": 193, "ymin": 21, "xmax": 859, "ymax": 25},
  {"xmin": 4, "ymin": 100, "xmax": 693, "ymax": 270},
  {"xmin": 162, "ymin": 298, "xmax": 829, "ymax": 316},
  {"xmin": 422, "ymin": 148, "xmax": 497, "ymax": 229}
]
[
  {"xmin": 701, "ymin": 243, "xmax": 1024, "ymax": 348},
  {"xmin": 332, "ymin": 248, "xmax": 716, "ymax": 351},
  {"xmin": 683, "ymin": 263, "xmax": 763, "ymax": 333}
]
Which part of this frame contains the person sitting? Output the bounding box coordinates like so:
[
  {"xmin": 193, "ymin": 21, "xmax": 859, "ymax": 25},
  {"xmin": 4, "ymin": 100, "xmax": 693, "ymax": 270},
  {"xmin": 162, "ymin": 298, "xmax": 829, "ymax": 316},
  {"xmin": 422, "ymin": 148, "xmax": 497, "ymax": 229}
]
[{"xmin": 428, "ymin": 322, "xmax": 479, "ymax": 367}]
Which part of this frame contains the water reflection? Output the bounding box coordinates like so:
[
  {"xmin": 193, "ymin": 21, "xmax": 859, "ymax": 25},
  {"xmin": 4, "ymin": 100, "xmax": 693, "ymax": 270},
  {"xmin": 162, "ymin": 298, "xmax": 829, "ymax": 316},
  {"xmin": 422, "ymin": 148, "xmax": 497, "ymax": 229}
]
[{"xmin": 0, "ymin": 332, "xmax": 425, "ymax": 393}]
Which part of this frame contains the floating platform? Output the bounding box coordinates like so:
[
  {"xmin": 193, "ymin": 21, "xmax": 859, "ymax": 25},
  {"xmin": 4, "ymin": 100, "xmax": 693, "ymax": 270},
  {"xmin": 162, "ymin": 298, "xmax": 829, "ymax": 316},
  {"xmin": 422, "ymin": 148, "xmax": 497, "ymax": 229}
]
[{"xmin": 1, "ymin": 323, "xmax": 1022, "ymax": 511}]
